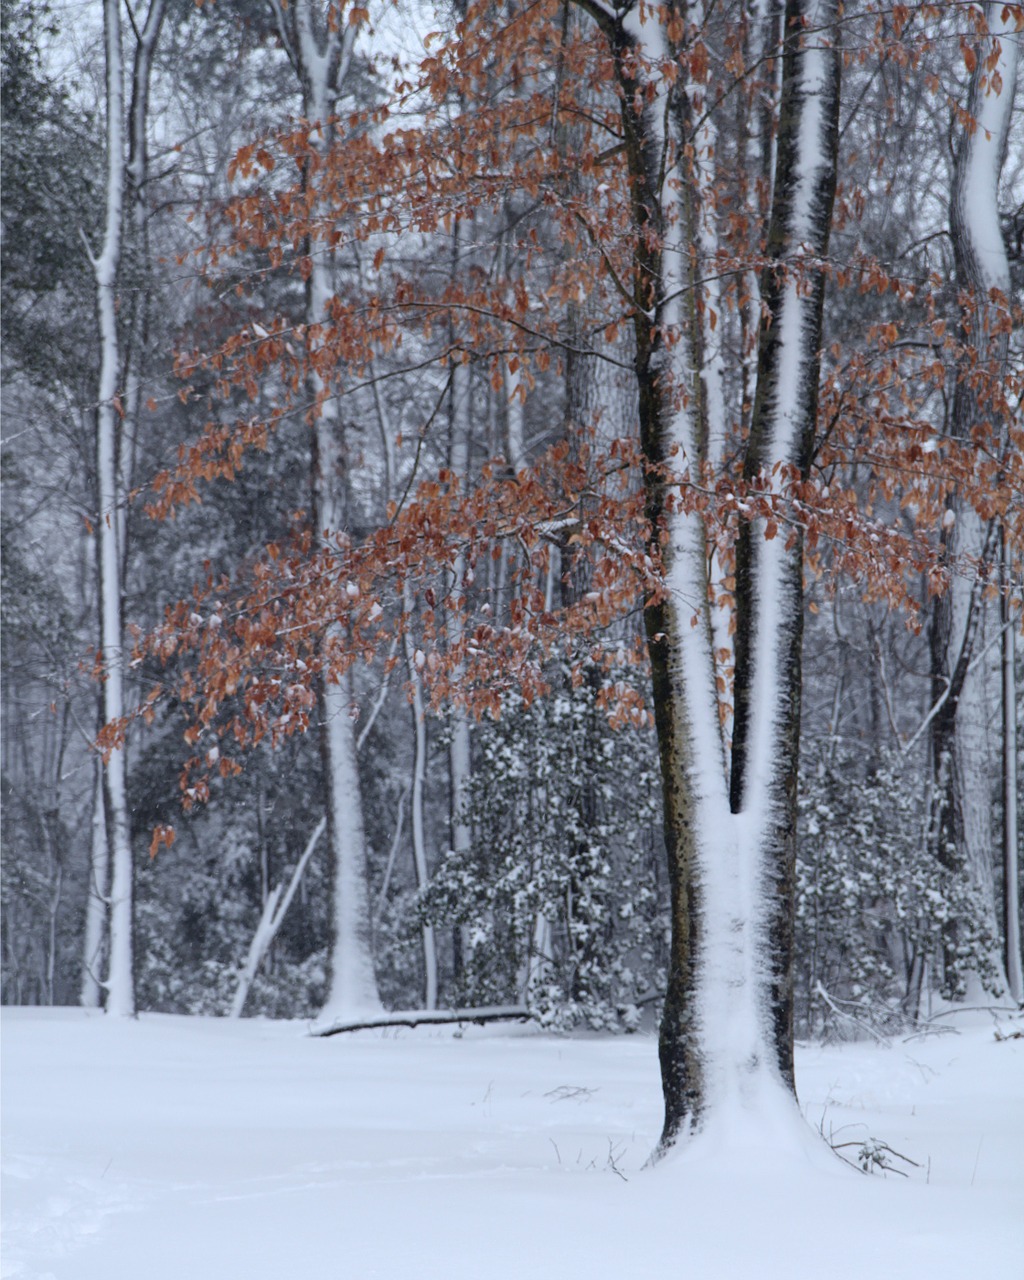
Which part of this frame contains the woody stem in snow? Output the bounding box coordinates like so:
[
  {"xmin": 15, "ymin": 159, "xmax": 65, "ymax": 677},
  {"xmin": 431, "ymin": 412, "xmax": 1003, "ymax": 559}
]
[
  {"xmin": 929, "ymin": 1, "xmax": 1018, "ymax": 997},
  {"xmin": 273, "ymin": 0, "xmax": 381, "ymax": 1020},
  {"xmin": 580, "ymin": 0, "xmax": 839, "ymax": 1148},
  {"xmin": 93, "ymin": 0, "xmax": 134, "ymax": 1018},
  {"xmin": 730, "ymin": 0, "xmax": 840, "ymax": 1091}
]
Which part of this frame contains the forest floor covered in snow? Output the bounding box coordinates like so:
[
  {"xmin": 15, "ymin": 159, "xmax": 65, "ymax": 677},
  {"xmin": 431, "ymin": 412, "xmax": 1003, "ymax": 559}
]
[{"xmin": 2, "ymin": 1007, "xmax": 1022, "ymax": 1280}]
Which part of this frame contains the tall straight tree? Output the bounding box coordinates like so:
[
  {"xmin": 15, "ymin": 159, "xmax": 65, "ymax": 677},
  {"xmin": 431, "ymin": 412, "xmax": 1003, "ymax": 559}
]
[
  {"xmin": 83, "ymin": 0, "xmax": 166, "ymax": 1016},
  {"xmin": 930, "ymin": 1, "xmax": 1019, "ymax": 997},
  {"xmin": 267, "ymin": 0, "xmax": 382, "ymax": 1019},
  {"xmin": 90, "ymin": 0, "xmax": 133, "ymax": 1016}
]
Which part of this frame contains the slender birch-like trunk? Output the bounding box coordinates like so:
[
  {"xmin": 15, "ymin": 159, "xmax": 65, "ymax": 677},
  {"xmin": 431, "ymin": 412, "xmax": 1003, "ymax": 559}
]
[
  {"xmin": 91, "ymin": 0, "xmax": 134, "ymax": 1017},
  {"xmin": 80, "ymin": 762, "xmax": 108, "ymax": 1008},
  {"xmin": 447, "ymin": 218, "xmax": 474, "ymax": 980},
  {"xmin": 1003, "ymin": 530, "xmax": 1023, "ymax": 1004},
  {"xmin": 87, "ymin": 0, "xmax": 166, "ymax": 1017},
  {"xmin": 268, "ymin": 0, "xmax": 382, "ymax": 1018},
  {"xmin": 932, "ymin": 3, "xmax": 1018, "ymax": 995},
  {"xmin": 402, "ymin": 583, "xmax": 439, "ymax": 1009},
  {"xmin": 118, "ymin": 0, "xmax": 166, "ymax": 564}
]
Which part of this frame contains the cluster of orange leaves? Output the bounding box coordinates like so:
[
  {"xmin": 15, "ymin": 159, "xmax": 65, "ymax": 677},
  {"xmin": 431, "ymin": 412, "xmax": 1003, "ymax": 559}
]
[{"xmin": 103, "ymin": 0, "xmax": 1024, "ymax": 807}]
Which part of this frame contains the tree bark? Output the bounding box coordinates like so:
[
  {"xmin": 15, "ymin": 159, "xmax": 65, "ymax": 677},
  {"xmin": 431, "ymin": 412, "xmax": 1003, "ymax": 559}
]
[
  {"xmin": 80, "ymin": 762, "xmax": 108, "ymax": 1008},
  {"xmin": 402, "ymin": 582, "xmax": 439, "ymax": 1009},
  {"xmin": 573, "ymin": 0, "xmax": 838, "ymax": 1149},
  {"xmin": 1002, "ymin": 529, "xmax": 1023, "ymax": 1004},
  {"xmin": 270, "ymin": 0, "xmax": 382, "ymax": 1020},
  {"xmin": 730, "ymin": 0, "xmax": 840, "ymax": 1090},
  {"xmin": 92, "ymin": 0, "xmax": 134, "ymax": 1018},
  {"xmin": 447, "ymin": 217, "xmax": 474, "ymax": 981},
  {"xmin": 932, "ymin": 1, "xmax": 1018, "ymax": 995}
]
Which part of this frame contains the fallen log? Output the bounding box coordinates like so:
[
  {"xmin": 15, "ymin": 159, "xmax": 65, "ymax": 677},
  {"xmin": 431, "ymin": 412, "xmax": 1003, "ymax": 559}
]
[{"xmin": 311, "ymin": 1005, "xmax": 533, "ymax": 1037}]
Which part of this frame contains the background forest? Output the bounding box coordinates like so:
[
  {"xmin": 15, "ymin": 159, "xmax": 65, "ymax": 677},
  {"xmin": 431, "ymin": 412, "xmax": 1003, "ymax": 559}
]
[{"xmin": 2, "ymin": 0, "xmax": 1022, "ymax": 1045}]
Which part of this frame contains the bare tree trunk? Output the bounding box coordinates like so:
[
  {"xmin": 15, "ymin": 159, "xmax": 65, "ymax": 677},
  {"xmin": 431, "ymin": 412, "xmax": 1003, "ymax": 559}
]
[
  {"xmin": 1003, "ymin": 530, "xmax": 1023, "ymax": 1003},
  {"xmin": 402, "ymin": 583, "xmax": 439, "ymax": 1009},
  {"xmin": 447, "ymin": 218, "xmax": 474, "ymax": 981},
  {"xmin": 573, "ymin": 0, "xmax": 839, "ymax": 1150},
  {"xmin": 932, "ymin": 1, "xmax": 1018, "ymax": 996},
  {"xmin": 118, "ymin": 0, "xmax": 166, "ymax": 567},
  {"xmin": 80, "ymin": 762, "xmax": 108, "ymax": 1008},
  {"xmin": 269, "ymin": 0, "xmax": 382, "ymax": 1020},
  {"xmin": 91, "ymin": 0, "xmax": 133, "ymax": 1018}
]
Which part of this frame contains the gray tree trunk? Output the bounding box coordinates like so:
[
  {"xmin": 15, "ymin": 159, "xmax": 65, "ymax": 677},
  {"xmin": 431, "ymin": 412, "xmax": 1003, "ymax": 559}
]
[
  {"xmin": 574, "ymin": 0, "xmax": 839, "ymax": 1149},
  {"xmin": 932, "ymin": 1, "xmax": 1018, "ymax": 996},
  {"xmin": 268, "ymin": 0, "xmax": 382, "ymax": 1020}
]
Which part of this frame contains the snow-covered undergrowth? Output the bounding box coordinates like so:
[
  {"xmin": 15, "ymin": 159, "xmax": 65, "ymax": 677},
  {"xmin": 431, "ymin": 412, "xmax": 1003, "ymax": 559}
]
[{"xmin": 2, "ymin": 1008, "xmax": 1021, "ymax": 1279}]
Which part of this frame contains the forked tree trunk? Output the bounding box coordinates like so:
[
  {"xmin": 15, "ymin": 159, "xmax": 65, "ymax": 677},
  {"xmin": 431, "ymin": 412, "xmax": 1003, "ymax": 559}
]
[
  {"xmin": 231, "ymin": 817, "xmax": 326, "ymax": 1017},
  {"xmin": 729, "ymin": 0, "xmax": 840, "ymax": 1095},
  {"xmin": 576, "ymin": 0, "xmax": 838, "ymax": 1150}
]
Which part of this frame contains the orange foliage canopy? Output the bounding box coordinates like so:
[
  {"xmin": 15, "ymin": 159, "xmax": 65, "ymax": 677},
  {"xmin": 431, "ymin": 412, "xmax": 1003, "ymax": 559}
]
[{"xmin": 101, "ymin": 0, "xmax": 1024, "ymax": 801}]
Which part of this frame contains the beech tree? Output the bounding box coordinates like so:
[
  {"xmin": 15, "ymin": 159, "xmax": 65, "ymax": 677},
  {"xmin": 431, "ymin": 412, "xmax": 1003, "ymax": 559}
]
[
  {"xmin": 263, "ymin": 0, "xmax": 382, "ymax": 1022},
  {"xmin": 89, "ymin": 0, "xmax": 1023, "ymax": 1151},
  {"xmin": 929, "ymin": 0, "xmax": 1019, "ymax": 997}
]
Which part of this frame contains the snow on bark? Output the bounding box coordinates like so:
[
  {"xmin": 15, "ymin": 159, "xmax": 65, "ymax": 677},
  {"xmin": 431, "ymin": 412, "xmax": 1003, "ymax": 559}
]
[
  {"xmin": 91, "ymin": 0, "xmax": 134, "ymax": 1019},
  {"xmin": 80, "ymin": 764, "xmax": 108, "ymax": 1009},
  {"xmin": 277, "ymin": 1, "xmax": 381, "ymax": 1021},
  {"xmin": 403, "ymin": 582, "xmax": 439, "ymax": 1010},
  {"xmin": 447, "ymin": 227, "xmax": 474, "ymax": 966},
  {"xmin": 690, "ymin": 24, "xmax": 734, "ymax": 753},
  {"xmin": 934, "ymin": 1, "xmax": 1019, "ymax": 995},
  {"xmin": 503, "ymin": 357, "xmax": 528, "ymax": 474},
  {"xmin": 606, "ymin": 0, "xmax": 752, "ymax": 1143},
  {"xmin": 593, "ymin": 0, "xmax": 839, "ymax": 1148},
  {"xmin": 727, "ymin": 0, "xmax": 840, "ymax": 1103},
  {"xmin": 118, "ymin": 0, "xmax": 166, "ymax": 560},
  {"xmin": 1002, "ymin": 530, "xmax": 1023, "ymax": 1004}
]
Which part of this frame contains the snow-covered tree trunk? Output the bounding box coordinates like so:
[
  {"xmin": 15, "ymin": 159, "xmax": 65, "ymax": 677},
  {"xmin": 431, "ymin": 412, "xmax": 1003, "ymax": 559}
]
[
  {"xmin": 689, "ymin": 17, "xmax": 733, "ymax": 752},
  {"xmin": 91, "ymin": 0, "xmax": 134, "ymax": 1018},
  {"xmin": 85, "ymin": 0, "xmax": 166, "ymax": 1018},
  {"xmin": 1003, "ymin": 530, "xmax": 1023, "ymax": 1004},
  {"xmin": 932, "ymin": 2, "xmax": 1018, "ymax": 996},
  {"xmin": 728, "ymin": 0, "xmax": 840, "ymax": 1097},
  {"xmin": 268, "ymin": 0, "xmax": 382, "ymax": 1021},
  {"xmin": 447, "ymin": 219, "xmax": 474, "ymax": 980},
  {"xmin": 80, "ymin": 762, "xmax": 108, "ymax": 1008},
  {"xmin": 118, "ymin": 0, "xmax": 166, "ymax": 563},
  {"xmin": 577, "ymin": 0, "xmax": 838, "ymax": 1150},
  {"xmin": 402, "ymin": 583, "xmax": 439, "ymax": 1010}
]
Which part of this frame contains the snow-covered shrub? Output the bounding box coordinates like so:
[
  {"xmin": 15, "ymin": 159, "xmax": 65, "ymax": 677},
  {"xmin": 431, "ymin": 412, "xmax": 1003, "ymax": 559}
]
[
  {"xmin": 132, "ymin": 730, "xmax": 330, "ymax": 1018},
  {"xmin": 422, "ymin": 667, "xmax": 666, "ymax": 1029},
  {"xmin": 796, "ymin": 748, "xmax": 1000, "ymax": 1038}
]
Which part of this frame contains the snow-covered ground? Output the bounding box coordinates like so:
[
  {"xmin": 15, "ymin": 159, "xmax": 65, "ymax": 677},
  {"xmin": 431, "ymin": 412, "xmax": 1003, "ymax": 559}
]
[{"xmin": 2, "ymin": 1007, "xmax": 1021, "ymax": 1279}]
